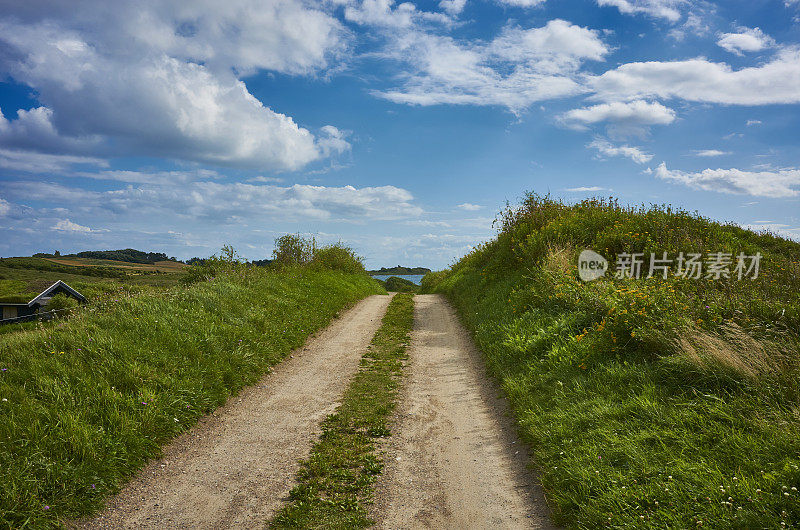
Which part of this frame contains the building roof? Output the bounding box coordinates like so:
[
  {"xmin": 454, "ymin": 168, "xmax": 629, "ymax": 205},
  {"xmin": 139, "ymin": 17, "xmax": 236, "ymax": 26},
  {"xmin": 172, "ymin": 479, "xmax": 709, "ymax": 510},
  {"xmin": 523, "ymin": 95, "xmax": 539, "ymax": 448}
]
[{"xmin": 0, "ymin": 280, "xmax": 87, "ymax": 307}]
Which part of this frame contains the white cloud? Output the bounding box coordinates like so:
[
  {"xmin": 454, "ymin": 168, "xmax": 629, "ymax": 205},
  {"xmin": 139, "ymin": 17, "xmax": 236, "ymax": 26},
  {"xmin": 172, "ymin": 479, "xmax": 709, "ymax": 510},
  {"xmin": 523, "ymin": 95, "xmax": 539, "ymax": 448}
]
[
  {"xmin": 717, "ymin": 27, "xmax": 775, "ymax": 56},
  {"xmin": 746, "ymin": 119, "xmax": 762, "ymax": 126},
  {"xmin": 0, "ymin": 198, "xmax": 10, "ymax": 217},
  {"xmin": 52, "ymin": 219, "xmax": 95, "ymax": 232},
  {"xmin": 741, "ymin": 222, "xmax": 800, "ymax": 241},
  {"xmin": 5, "ymin": 180, "xmax": 424, "ymax": 222},
  {"xmin": 0, "ymin": 1, "xmax": 350, "ymax": 171},
  {"xmin": 457, "ymin": 202, "xmax": 482, "ymax": 210},
  {"xmin": 316, "ymin": 126, "xmax": 352, "ymax": 157},
  {"xmin": 0, "ymin": 148, "xmax": 108, "ymax": 173},
  {"xmin": 248, "ymin": 176, "xmax": 285, "ymax": 183},
  {"xmin": 589, "ymin": 138, "xmax": 653, "ymax": 164},
  {"xmin": 590, "ymin": 48, "xmax": 800, "ymax": 105},
  {"xmin": 375, "ymin": 19, "xmax": 609, "ymax": 112},
  {"xmin": 439, "ymin": 0, "xmax": 468, "ymax": 15},
  {"xmin": 596, "ymin": 0, "xmax": 685, "ymax": 21},
  {"xmin": 651, "ymin": 162, "xmax": 800, "ymax": 197},
  {"xmin": 693, "ymin": 149, "xmax": 731, "ymax": 157},
  {"xmin": 560, "ymin": 100, "xmax": 675, "ymax": 130},
  {"xmin": 564, "ymin": 186, "xmax": 607, "ymax": 192},
  {"xmin": 343, "ymin": 0, "xmax": 450, "ymax": 28},
  {"xmin": 495, "ymin": 0, "xmax": 547, "ymax": 7}
]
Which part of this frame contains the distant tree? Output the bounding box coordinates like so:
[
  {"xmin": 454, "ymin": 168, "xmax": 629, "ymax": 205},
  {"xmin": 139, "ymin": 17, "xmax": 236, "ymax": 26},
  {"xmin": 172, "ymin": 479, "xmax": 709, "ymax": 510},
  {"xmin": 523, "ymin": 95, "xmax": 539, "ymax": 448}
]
[{"xmin": 54, "ymin": 250, "xmax": 61, "ymax": 256}]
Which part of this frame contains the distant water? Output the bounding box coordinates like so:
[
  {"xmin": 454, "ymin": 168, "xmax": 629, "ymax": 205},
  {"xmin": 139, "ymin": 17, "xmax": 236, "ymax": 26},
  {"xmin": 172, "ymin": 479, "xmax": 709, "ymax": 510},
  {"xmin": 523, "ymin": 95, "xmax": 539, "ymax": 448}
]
[{"xmin": 371, "ymin": 274, "xmax": 425, "ymax": 285}]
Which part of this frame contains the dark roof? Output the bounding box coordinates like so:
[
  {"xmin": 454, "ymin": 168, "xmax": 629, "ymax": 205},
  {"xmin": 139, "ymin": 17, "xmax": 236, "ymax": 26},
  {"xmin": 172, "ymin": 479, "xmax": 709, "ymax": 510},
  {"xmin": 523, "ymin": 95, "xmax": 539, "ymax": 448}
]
[{"xmin": 0, "ymin": 280, "xmax": 87, "ymax": 308}]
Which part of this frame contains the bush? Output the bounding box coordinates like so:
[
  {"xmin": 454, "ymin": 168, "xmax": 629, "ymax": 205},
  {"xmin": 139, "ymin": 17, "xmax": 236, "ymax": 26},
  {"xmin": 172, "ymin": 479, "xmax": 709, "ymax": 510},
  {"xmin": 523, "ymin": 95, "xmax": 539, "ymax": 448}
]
[
  {"xmin": 45, "ymin": 293, "xmax": 80, "ymax": 314},
  {"xmin": 383, "ymin": 276, "xmax": 419, "ymax": 293},
  {"xmin": 311, "ymin": 243, "xmax": 365, "ymax": 274},
  {"xmin": 273, "ymin": 234, "xmax": 314, "ymax": 266}
]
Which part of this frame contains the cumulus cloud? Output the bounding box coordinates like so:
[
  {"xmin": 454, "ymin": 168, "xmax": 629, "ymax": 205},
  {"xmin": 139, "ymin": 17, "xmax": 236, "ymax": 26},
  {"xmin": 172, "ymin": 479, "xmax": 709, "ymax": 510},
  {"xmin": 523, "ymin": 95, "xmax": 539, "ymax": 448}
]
[
  {"xmin": 589, "ymin": 48, "xmax": 800, "ymax": 105},
  {"xmin": 343, "ymin": 0, "xmax": 450, "ymax": 28},
  {"xmin": 589, "ymin": 138, "xmax": 653, "ymax": 164},
  {"xmin": 439, "ymin": 0, "xmax": 468, "ymax": 15},
  {"xmin": 717, "ymin": 27, "xmax": 775, "ymax": 56},
  {"xmin": 457, "ymin": 202, "xmax": 482, "ymax": 210},
  {"xmin": 560, "ymin": 100, "xmax": 675, "ymax": 131},
  {"xmin": 0, "ymin": 1, "xmax": 349, "ymax": 171},
  {"xmin": 596, "ymin": 0, "xmax": 685, "ymax": 21},
  {"xmin": 375, "ymin": 19, "xmax": 609, "ymax": 112},
  {"xmin": 651, "ymin": 162, "xmax": 800, "ymax": 197},
  {"xmin": 52, "ymin": 219, "xmax": 96, "ymax": 232}
]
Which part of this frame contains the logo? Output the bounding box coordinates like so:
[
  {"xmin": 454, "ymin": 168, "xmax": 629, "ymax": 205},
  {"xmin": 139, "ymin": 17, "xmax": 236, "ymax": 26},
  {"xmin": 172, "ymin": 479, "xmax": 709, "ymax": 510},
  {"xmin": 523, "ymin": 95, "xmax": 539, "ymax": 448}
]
[{"xmin": 578, "ymin": 249, "xmax": 608, "ymax": 281}]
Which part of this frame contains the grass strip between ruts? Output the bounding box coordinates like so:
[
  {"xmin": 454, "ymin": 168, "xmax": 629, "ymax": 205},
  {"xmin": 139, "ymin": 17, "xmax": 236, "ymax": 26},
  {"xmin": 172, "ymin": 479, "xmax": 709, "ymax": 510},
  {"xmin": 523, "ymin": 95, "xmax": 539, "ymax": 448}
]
[{"xmin": 270, "ymin": 292, "xmax": 414, "ymax": 529}]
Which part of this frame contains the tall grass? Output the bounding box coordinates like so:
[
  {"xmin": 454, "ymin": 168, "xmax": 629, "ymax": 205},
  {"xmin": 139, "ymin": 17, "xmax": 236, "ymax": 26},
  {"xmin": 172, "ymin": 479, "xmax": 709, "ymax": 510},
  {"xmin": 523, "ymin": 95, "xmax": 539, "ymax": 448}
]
[
  {"xmin": 425, "ymin": 193, "xmax": 800, "ymax": 528},
  {"xmin": 0, "ymin": 263, "xmax": 383, "ymax": 528}
]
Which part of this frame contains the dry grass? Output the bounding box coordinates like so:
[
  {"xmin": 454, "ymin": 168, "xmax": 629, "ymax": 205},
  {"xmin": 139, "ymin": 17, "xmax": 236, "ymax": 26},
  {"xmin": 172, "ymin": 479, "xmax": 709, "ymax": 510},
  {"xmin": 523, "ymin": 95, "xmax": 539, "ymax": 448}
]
[{"xmin": 677, "ymin": 323, "xmax": 795, "ymax": 378}]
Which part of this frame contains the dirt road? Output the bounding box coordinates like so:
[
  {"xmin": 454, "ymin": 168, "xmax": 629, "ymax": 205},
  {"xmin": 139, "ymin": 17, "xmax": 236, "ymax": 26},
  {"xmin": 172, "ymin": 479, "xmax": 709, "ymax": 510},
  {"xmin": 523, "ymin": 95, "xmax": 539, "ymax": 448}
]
[
  {"xmin": 372, "ymin": 294, "xmax": 554, "ymax": 529},
  {"xmin": 79, "ymin": 294, "xmax": 392, "ymax": 530}
]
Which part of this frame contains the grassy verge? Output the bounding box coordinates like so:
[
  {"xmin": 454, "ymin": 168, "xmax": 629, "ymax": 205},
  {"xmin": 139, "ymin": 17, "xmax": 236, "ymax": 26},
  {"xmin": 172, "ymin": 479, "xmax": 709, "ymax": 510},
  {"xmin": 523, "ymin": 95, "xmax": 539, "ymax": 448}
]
[
  {"xmin": 0, "ymin": 266, "xmax": 383, "ymax": 528},
  {"xmin": 425, "ymin": 194, "xmax": 800, "ymax": 528},
  {"xmin": 270, "ymin": 293, "xmax": 414, "ymax": 529}
]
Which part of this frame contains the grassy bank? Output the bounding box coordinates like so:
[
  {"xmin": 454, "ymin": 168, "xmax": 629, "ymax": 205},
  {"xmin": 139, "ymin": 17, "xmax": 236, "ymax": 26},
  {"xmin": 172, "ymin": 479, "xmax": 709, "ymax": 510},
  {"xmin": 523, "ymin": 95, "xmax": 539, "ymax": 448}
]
[
  {"xmin": 424, "ymin": 194, "xmax": 800, "ymax": 528},
  {"xmin": 271, "ymin": 293, "xmax": 414, "ymax": 529},
  {"xmin": 0, "ymin": 265, "xmax": 383, "ymax": 528}
]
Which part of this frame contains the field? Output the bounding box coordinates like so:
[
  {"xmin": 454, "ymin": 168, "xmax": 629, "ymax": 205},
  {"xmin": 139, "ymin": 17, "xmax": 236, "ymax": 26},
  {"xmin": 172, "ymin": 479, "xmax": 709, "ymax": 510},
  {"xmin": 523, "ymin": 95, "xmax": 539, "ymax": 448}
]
[
  {"xmin": 43, "ymin": 257, "xmax": 186, "ymax": 273},
  {"xmin": 423, "ymin": 194, "xmax": 800, "ymax": 528},
  {"xmin": 0, "ymin": 257, "xmax": 185, "ymax": 307},
  {"xmin": 0, "ymin": 251, "xmax": 384, "ymax": 527}
]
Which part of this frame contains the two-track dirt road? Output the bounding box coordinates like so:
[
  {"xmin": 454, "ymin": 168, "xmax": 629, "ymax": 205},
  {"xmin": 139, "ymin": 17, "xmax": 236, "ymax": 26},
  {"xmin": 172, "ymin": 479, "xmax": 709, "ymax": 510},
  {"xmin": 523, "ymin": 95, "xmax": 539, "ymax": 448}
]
[
  {"xmin": 80, "ymin": 293, "xmax": 552, "ymax": 529},
  {"xmin": 80, "ymin": 294, "xmax": 392, "ymax": 529},
  {"xmin": 372, "ymin": 294, "xmax": 553, "ymax": 529}
]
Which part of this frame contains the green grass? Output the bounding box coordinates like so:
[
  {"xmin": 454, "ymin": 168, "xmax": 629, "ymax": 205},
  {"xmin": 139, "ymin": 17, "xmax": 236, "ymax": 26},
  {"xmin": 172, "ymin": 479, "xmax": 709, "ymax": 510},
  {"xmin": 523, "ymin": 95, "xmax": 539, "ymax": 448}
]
[
  {"xmin": 0, "ymin": 265, "xmax": 384, "ymax": 528},
  {"xmin": 424, "ymin": 193, "xmax": 800, "ymax": 528},
  {"xmin": 379, "ymin": 276, "xmax": 419, "ymax": 293},
  {"xmin": 270, "ymin": 293, "xmax": 414, "ymax": 529},
  {"xmin": 0, "ymin": 259, "xmax": 182, "ymax": 305}
]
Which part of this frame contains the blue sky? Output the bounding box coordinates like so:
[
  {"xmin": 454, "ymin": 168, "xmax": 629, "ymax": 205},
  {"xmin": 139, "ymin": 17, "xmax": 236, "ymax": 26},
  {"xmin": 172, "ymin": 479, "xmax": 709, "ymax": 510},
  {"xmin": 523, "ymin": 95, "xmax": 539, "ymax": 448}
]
[{"xmin": 0, "ymin": 0, "xmax": 799, "ymax": 269}]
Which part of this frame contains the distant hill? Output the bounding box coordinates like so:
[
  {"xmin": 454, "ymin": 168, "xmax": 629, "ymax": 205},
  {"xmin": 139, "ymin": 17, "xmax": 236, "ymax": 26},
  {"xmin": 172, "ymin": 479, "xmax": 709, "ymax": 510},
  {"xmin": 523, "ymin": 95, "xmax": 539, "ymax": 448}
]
[
  {"xmin": 34, "ymin": 249, "xmax": 180, "ymax": 264},
  {"xmin": 367, "ymin": 265, "xmax": 431, "ymax": 275}
]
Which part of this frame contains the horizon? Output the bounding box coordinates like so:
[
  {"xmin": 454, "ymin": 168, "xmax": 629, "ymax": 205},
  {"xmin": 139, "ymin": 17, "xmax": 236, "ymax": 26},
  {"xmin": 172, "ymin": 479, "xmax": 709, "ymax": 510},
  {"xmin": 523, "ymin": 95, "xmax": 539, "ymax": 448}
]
[{"xmin": 1, "ymin": 0, "xmax": 799, "ymax": 269}]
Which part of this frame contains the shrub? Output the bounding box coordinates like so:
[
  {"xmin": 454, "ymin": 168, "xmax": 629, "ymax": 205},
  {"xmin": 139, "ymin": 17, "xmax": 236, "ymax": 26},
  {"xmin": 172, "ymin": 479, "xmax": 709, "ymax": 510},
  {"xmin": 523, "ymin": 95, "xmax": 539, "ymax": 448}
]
[
  {"xmin": 273, "ymin": 234, "xmax": 315, "ymax": 266},
  {"xmin": 383, "ymin": 276, "xmax": 419, "ymax": 293},
  {"xmin": 45, "ymin": 293, "xmax": 80, "ymax": 314},
  {"xmin": 311, "ymin": 243, "xmax": 366, "ymax": 274}
]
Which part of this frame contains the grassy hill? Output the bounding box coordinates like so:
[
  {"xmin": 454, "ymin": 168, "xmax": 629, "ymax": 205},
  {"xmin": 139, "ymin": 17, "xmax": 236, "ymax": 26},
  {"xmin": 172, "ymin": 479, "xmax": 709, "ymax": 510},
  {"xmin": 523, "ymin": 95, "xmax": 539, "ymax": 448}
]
[
  {"xmin": 0, "ymin": 257, "xmax": 186, "ymax": 307},
  {"xmin": 0, "ymin": 253, "xmax": 383, "ymax": 527},
  {"xmin": 423, "ymin": 193, "xmax": 800, "ymax": 528}
]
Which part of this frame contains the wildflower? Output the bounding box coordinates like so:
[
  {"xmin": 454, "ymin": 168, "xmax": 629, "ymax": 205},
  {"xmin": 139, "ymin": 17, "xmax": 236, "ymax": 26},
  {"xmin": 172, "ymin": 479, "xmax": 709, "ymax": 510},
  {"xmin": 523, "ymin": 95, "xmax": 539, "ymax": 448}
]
[{"xmin": 43, "ymin": 506, "xmax": 50, "ymax": 510}]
